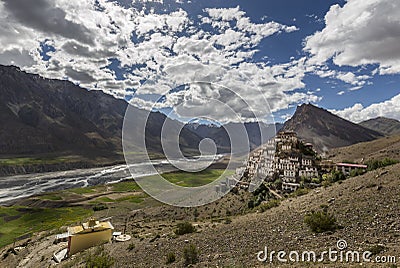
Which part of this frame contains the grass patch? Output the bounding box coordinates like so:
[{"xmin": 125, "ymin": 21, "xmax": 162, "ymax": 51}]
[
  {"xmin": 115, "ymin": 195, "xmax": 144, "ymax": 203},
  {"xmin": 95, "ymin": 197, "xmax": 115, "ymax": 203},
  {"xmin": 127, "ymin": 243, "xmax": 135, "ymax": 251},
  {"xmin": 68, "ymin": 187, "xmax": 96, "ymax": 195},
  {"xmin": 38, "ymin": 194, "xmax": 63, "ymax": 201},
  {"xmin": 0, "ymin": 206, "xmax": 91, "ymax": 248},
  {"xmin": 92, "ymin": 204, "xmax": 108, "ymax": 211},
  {"xmin": 161, "ymin": 169, "xmax": 232, "ymax": 187},
  {"xmin": 0, "ymin": 156, "xmax": 77, "ymax": 166},
  {"xmin": 258, "ymin": 199, "xmax": 280, "ymax": 212},
  {"xmin": 110, "ymin": 181, "xmax": 140, "ymax": 192},
  {"xmin": 289, "ymin": 188, "xmax": 310, "ymax": 197},
  {"xmin": 85, "ymin": 246, "xmax": 114, "ymax": 268}
]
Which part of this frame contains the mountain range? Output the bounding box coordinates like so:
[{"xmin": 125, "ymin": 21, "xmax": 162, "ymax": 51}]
[
  {"xmin": 0, "ymin": 65, "xmax": 276, "ymax": 171},
  {"xmin": 359, "ymin": 117, "xmax": 400, "ymax": 136},
  {"xmin": 1, "ymin": 64, "xmax": 399, "ymax": 172},
  {"xmin": 0, "ymin": 65, "xmax": 201, "ymax": 163},
  {"xmin": 185, "ymin": 122, "xmax": 283, "ymax": 152},
  {"xmin": 280, "ymin": 103, "xmax": 383, "ymax": 152}
]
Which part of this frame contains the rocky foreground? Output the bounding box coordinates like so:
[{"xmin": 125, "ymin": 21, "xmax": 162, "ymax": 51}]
[{"xmin": 110, "ymin": 164, "xmax": 400, "ymax": 267}]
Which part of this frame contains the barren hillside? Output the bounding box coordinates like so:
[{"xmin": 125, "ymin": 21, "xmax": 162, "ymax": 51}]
[
  {"xmin": 327, "ymin": 134, "xmax": 400, "ymax": 163},
  {"xmin": 1, "ymin": 163, "xmax": 399, "ymax": 267}
]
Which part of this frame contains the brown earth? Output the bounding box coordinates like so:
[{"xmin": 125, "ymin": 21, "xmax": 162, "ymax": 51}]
[
  {"xmin": 1, "ymin": 162, "xmax": 399, "ymax": 267},
  {"xmin": 1, "ymin": 136, "xmax": 400, "ymax": 267},
  {"xmin": 327, "ymin": 134, "xmax": 400, "ymax": 163}
]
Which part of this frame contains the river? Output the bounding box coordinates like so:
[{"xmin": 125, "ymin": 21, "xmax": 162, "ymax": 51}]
[{"xmin": 0, "ymin": 155, "xmax": 225, "ymax": 204}]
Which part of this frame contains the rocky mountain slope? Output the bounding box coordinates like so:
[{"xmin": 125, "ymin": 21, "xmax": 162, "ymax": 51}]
[
  {"xmin": 1, "ymin": 115, "xmax": 399, "ymax": 267},
  {"xmin": 327, "ymin": 134, "xmax": 400, "ymax": 163},
  {"xmin": 359, "ymin": 117, "xmax": 400, "ymax": 136},
  {"xmin": 186, "ymin": 122, "xmax": 283, "ymax": 152},
  {"xmin": 0, "ymin": 65, "xmax": 202, "ymax": 166},
  {"xmin": 0, "ymin": 65, "xmax": 282, "ymax": 174},
  {"xmin": 281, "ymin": 103, "xmax": 383, "ymax": 153}
]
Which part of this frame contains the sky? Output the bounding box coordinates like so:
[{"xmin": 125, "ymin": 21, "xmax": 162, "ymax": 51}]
[{"xmin": 0, "ymin": 0, "xmax": 400, "ymax": 123}]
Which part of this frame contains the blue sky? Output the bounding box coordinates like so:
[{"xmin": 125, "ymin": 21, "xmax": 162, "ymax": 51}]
[{"xmin": 1, "ymin": 0, "xmax": 400, "ymax": 123}]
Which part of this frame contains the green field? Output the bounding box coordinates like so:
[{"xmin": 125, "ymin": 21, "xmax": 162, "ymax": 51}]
[
  {"xmin": 161, "ymin": 169, "xmax": 233, "ymax": 187},
  {"xmin": 0, "ymin": 206, "xmax": 92, "ymax": 248},
  {"xmin": 0, "ymin": 156, "xmax": 78, "ymax": 166},
  {"xmin": 68, "ymin": 187, "xmax": 97, "ymax": 195},
  {"xmin": 110, "ymin": 181, "xmax": 140, "ymax": 192},
  {"xmin": 37, "ymin": 194, "xmax": 63, "ymax": 201},
  {"xmin": 0, "ymin": 169, "xmax": 230, "ymax": 248}
]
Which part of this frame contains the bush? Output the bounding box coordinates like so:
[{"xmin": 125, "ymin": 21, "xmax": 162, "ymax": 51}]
[
  {"xmin": 258, "ymin": 199, "xmax": 280, "ymax": 212},
  {"xmin": 175, "ymin": 222, "xmax": 196, "ymax": 235},
  {"xmin": 127, "ymin": 243, "xmax": 135, "ymax": 251},
  {"xmin": 92, "ymin": 204, "xmax": 108, "ymax": 211},
  {"xmin": 311, "ymin": 177, "xmax": 321, "ymax": 184},
  {"xmin": 247, "ymin": 200, "xmax": 254, "ymax": 209},
  {"xmin": 273, "ymin": 179, "xmax": 282, "ymax": 189},
  {"xmin": 367, "ymin": 244, "xmax": 386, "ymax": 255},
  {"xmin": 349, "ymin": 168, "xmax": 365, "ymax": 177},
  {"xmin": 165, "ymin": 252, "xmax": 176, "ymax": 264},
  {"xmin": 183, "ymin": 244, "xmax": 199, "ymax": 266},
  {"xmin": 304, "ymin": 211, "xmax": 338, "ymax": 233},
  {"xmin": 224, "ymin": 218, "xmax": 232, "ymax": 224},
  {"xmin": 330, "ymin": 170, "xmax": 346, "ymax": 183},
  {"xmin": 289, "ymin": 188, "xmax": 309, "ymax": 197},
  {"xmin": 366, "ymin": 158, "xmax": 399, "ymax": 171},
  {"xmin": 85, "ymin": 246, "xmax": 114, "ymax": 268}
]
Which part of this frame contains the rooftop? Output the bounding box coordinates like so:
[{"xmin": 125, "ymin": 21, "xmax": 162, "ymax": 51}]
[
  {"xmin": 336, "ymin": 163, "xmax": 367, "ymax": 168},
  {"xmin": 68, "ymin": 219, "xmax": 114, "ymax": 235}
]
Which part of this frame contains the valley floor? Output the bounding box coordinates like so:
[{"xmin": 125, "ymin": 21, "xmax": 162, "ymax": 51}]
[{"xmin": 0, "ymin": 163, "xmax": 399, "ymax": 267}]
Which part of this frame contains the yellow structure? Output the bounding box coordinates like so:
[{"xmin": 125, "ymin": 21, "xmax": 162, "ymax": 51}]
[{"xmin": 67, "ymin": 218, "xmax": 114, "ymax": 255}]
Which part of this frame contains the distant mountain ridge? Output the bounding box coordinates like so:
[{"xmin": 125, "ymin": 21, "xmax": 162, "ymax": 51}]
[
  {"xmin": 185, "ymin": 122, "xmax": 283, "ymax": 151},
  {"xmin": 280, "ymin": 103, "xmax": 383, "ymax": 152},
  {"xmin": 0, "ymin": 65, "xmax": 203, "ymax": 165},
  {"xmin": 0, "ymin": 65, "xmax": 279, "ymax": 174},
  {"xmin": 2, "ymin": 64, "xmax": 388, "ymax": 174},
  {"xmin": 359, "ymin": 117, "xmax": 400, "ymax": 136}
]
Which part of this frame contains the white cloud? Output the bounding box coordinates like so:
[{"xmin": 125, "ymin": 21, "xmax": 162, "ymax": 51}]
[
  {"xmin": 0, "ymin": 1, "xmax": 310, "ymax": 123},
  {"xmin": 337, "ymin": 91, "xmax": 345, "ymax": 96},
  {"xmin": 305, "ymin": 0, "xmax": 400, "ymax": 74},
  {"xmin": 332, "ymin": 93, "xmax": 400, "ymax": 122},
  {"xmin": 133, "ymin": 0, "xmax": 163, "ymax": 3},
  {"xmin": 204, "ymin": 6, "xmax": 245, "ymax": 22},
  {"xmin": 335, "ymin": 72, "xmax": 369, "ymax": 86}
]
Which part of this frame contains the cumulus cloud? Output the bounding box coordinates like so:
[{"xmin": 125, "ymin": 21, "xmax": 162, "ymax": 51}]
[
  {"xmin": 337, "ymin": 91, "xmax": 345, "ymax": 96},
  {"xmin": 0, "ymin": 0, "xmax": 313, "ymax": 123},
  {"xmin": 305, "ymin": 0, "xmax": 400, "ymax": 75},
  {"xmin": 335, "ymin": 72, "xmax": 370, "ymax": 87},
  {"xmin": 2, "ymin": 0, "xmax": 94, "ymax": 45},
  {"xmin": 332, "ymin": 93, "xmax": 400, "ymax": 122},
  {"xmin": 204, "ymin": 6, "xmax": 246, "ymax": 22}
]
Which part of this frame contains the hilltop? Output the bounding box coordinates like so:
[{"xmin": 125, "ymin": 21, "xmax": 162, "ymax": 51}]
[
  {"xmin": 281, "ymin": 103, "xmax": 383, "ymax": 153},
  {"xmin": 0, "ymin": 65, "xmax": 203, "ymax": 166},
  {"xmin": 0, "ymin": 65, "xmax": 279, "ymax": 175},
  {"xmin": 327, "ymin": 134, "xmax": 400, "ymax": 163},
  {"xmin": 359, "ymin": 117, "xmax": 400, "ymax": 136}
]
